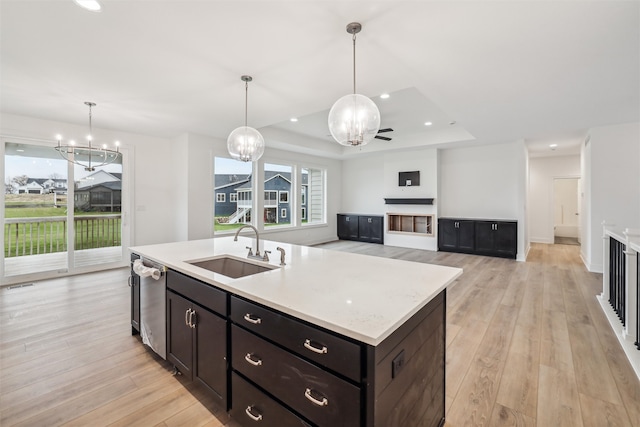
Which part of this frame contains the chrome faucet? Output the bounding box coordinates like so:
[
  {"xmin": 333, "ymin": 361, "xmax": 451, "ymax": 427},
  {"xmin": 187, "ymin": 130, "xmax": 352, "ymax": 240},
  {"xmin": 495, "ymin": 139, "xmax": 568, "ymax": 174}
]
[
  {"xmin": 276, "ymin": 247, "xmax": 286, "ymax": 266},
  {"xmin": 234, "ymin": 225, "xmax": 267, "ymax": 261}
]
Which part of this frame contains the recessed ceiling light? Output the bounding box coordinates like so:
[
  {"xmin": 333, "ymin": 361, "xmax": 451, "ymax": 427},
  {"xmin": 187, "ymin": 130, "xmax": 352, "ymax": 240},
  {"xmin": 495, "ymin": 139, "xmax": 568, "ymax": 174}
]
[
  {"xmin": 424, "ymin": 121, "xmax": 433, "ymax": 126},
  {"xmin": 380, "ymin": 93, "xmax": 390, "ymax": 99},
  {"xmin": 549, "ymin": 143, "xmax": 558, "ymax": 150},
  {"xmin": 74, "ymin": 0, "xmax": 102, "ymax": 12},
  {"xmin": 290, "ymin": 117, "xmax": 298, "ymax": 122}
]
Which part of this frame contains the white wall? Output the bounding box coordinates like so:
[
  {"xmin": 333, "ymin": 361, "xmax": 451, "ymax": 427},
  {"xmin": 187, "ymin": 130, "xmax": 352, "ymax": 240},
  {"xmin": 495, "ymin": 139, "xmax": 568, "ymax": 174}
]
[
  {"xmin": 528, "ymin": 155, "xmax": 580, "ymax": 243},
  {"xmin": 341, "ymin": 148, "xmax": 439, "ymax": 250},
  {"xmin": 583, "ymin": 121, "xmax": 640, "ymax": 272},
  {"xmin": 439, "ymin": 141, "xmax": 528, "ymax": 260}
]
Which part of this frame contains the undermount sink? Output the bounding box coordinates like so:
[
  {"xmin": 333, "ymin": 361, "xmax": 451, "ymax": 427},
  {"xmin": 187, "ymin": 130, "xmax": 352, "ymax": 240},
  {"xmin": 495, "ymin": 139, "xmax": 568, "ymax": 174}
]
[{"xmin": 187, "ymin": 256, "xmax": 277, "ymax": 279}]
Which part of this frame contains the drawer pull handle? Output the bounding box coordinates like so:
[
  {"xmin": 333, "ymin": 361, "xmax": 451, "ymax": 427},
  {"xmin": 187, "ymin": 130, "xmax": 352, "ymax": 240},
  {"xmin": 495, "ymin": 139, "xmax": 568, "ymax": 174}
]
[
  {"xmin": 304, "ymin": 339, "xmax": 328, "ymax": 354},
  {"xmin": 185, "ymin": 308, "xmax": 191, "ymax": 327},
  {"xmin": 243, "ymin": 313, "xmax": 262, "ymax": 325},
  {"xmin": 244, "ymin": 353, "xmax": 263, "ymax": 366},
  {"xmin": 304, "ymin": 388, "xmax": 329, "ymax": 407},
  {"xmin": 245, "ymin": 406, "xmax": 263, "ymax": 421}
]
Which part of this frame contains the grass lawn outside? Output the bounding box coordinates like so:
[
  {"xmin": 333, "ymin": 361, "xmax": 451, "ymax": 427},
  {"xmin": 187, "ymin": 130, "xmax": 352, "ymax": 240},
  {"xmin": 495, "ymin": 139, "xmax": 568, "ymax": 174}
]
[{"xmin": 4, "ymin": 194, "xmax": 122, "ymax": 257}]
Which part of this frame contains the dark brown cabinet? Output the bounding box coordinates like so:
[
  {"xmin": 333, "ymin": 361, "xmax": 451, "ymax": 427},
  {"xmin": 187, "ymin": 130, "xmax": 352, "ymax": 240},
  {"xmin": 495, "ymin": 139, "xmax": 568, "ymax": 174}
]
[
  {"xmin": 337, "ymin": 214, "xmax": 359, "ymax": 240},
  {"xmin": 438, "ymin": 218, "xmax": 517, "ymax": 259},
  {"xmin": 166, "ymin": 271, "xmax": 228, "ymax": 408},
  {"xmin": 474, "ymin": 220, "xmax": 517, "ymax": 259},
  {"xmin": 229, "ymin": 293, "xmax": 446, "ymax": 427},
  {"xmin": 337, "ymin": 214, "xmax": 384, "ymax": 244},
  {"xmin": 438, "ymin": 219, "xmax": 475, "ymax": 253}
]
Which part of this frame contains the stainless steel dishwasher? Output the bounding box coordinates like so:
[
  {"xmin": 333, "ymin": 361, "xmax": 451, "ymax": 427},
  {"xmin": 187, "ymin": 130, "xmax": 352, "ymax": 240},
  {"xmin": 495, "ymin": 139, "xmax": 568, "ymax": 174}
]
[{"xmin": 133, "ymin": 258, "xmax": 167, "ymax": 359}]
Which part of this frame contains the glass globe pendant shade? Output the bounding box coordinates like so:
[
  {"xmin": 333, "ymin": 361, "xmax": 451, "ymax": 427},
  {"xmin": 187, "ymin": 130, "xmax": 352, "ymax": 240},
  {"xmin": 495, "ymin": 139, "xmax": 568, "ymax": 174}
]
[
  {"xmin": 227, "ymin": 125, "xmax": 265, "ymax": 162},
  {"xmin": 328, "ymin": 93, "xmax": 380, "ymax": 147}
]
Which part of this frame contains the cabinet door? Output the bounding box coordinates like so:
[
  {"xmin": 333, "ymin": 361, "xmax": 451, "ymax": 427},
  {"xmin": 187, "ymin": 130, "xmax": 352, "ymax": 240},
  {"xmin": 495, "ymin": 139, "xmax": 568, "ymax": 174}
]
[
  {"xmin": 458, "ymin": 220, "xmax": 476, "ymax": 252},
  {"xmin": 474, "ymin": 221, "xmax": 495, "ymax": 254},
  {"xmin": 337, "ymin": 215, "xmax": 358, "ymax": 240},
  {"xmin": 194, "ymin": 305, "xmax": 228, "ymax": 407},
  {"xmin": 166, "ymin": 291, "xmax": 193, "ymax": 379},
  {"xmin": 359, "ymin": 216, "xmax": 383, "ymax": 243},
  {"xmin": 438, "ymin": 219, "xmax": 458, "ymax": 251},
  {"xmin": 493, "ymin": 222, "xmax": 517, "ymax": 258}
]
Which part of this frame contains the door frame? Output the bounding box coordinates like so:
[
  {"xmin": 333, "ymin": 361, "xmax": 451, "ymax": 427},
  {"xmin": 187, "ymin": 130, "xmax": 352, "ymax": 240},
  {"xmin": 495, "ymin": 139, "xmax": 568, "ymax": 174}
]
[
  {"xmin": 1, "ymin": 136, "xmax": 133, "ymax": 286},
  {"xmin": 551, "ymin": 175, "xmax": 581, "ymax": 244}
]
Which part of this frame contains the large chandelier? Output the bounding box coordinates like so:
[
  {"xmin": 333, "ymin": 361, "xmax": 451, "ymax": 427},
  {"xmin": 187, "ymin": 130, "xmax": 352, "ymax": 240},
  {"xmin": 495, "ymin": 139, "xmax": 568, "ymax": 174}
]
[
  {"xmin": 227, "ymin": 75, "xmax": 265, "ymax": 162},
  {"xmin": 55, "ymin": 101, "xmax": 121, "ymax": 172},
  {"xmin": 328, "ymin": 22, "xmax": 380, "ymax": 147}
]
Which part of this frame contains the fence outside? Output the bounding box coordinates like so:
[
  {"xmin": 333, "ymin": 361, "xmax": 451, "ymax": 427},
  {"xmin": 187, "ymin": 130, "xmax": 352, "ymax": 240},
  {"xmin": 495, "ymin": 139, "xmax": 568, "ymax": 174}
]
[{"xmin": 4, "ymin": 214, "xmax": 121, "ymax": 257}]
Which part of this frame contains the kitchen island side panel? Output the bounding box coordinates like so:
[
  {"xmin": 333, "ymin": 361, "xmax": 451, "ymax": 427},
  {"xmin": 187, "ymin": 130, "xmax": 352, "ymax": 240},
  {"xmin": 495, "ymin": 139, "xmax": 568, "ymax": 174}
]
[{"xmin": 365, "ymin": 289, "xmax": 446, "ymax": 427}]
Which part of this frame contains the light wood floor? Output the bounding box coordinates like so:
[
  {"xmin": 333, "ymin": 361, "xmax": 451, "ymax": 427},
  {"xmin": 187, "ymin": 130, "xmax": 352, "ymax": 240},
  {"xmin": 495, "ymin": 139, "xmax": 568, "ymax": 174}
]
[{"xmin": 0, "ymin": 242, "xmax": 638, "ymax": 426}]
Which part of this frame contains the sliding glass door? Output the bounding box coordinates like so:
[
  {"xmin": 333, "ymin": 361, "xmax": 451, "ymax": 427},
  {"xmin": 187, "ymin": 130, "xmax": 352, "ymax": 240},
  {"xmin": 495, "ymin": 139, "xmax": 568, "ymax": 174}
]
[{"xmin": 3, "ymin": 140, "xmax": 128, "ymax": 283}]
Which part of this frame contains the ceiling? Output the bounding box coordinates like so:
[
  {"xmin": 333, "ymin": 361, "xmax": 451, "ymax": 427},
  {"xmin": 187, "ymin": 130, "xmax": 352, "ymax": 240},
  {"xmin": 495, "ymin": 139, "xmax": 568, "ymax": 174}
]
[{"xmin": 1, "ymin": 1, "xmax": 638, "ymax": 159}]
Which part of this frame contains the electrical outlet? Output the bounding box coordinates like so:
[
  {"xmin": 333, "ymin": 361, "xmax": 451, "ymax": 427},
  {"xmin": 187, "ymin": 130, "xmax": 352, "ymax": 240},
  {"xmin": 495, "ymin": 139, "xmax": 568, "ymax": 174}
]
[{"xmin": 392, "ymin": 350, "xmax": 406, "ymax": 379}]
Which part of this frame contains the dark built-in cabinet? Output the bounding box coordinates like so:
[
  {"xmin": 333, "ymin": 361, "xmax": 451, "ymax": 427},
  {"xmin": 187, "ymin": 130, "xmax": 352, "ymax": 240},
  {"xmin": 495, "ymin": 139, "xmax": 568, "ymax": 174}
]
[
  {"xmin": 159, "ymin": 267, "xmax": 445, "ymax": 426},
  {"xmin": 438, "ymin": 218, "xmax": 517, "ymax": 259},
  {"xmin": 166, "ymin": 270, "xmax": 228, "ymax": 408},
  {"xmin": 337, "ymin": 214, "xmax": 384, "ymax": 244}
]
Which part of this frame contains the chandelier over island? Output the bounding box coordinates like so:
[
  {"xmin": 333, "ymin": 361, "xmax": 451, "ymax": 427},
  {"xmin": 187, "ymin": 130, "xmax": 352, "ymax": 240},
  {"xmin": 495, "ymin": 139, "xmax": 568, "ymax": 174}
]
[
  {"xmin": 55, "ymin": 101, "xmax": 121, "ymax": 172},
  {"xmin": 328, "ymin": 22, "xmax": 381, "ymax": 147},
  {"xmin": 227, "ymin": 75, "xmax": 265, "ymax": 162}
]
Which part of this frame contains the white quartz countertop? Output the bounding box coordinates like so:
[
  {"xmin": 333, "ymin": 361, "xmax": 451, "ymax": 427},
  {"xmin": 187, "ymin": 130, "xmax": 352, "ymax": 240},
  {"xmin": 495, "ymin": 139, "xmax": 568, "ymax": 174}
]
[{"xmin": 130, "ymin": 236, "xmax": 462, "ymax": 346}]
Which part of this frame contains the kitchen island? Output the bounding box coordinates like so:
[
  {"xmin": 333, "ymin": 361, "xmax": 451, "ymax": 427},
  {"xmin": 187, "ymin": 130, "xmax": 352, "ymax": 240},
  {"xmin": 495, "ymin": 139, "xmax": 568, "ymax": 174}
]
[{"xmin": 130, "ymin": 236, "xmax": 462, "ymax": 427}]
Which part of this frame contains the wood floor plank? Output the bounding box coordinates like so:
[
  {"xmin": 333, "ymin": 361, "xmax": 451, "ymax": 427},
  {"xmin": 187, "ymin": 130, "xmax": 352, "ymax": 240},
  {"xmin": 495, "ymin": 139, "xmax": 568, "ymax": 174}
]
[
  {"xmin": 578, "ymin": 393, "xmax": 633, "ymax": 427},
  {"xmin": 537, "ymin": 364, "xmax": 584, "ymax": 427},
  {"xmin": 489, "ymin": 403, "xmax": 536, "ymax": 427}
]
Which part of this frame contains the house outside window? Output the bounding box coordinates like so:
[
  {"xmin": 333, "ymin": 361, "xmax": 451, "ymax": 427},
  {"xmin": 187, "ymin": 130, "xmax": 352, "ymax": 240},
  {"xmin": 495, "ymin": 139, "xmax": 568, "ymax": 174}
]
[
  {"xmin": 264, "ymin": 163, "xmax": 292, "ymax": 226},
  {"xmin": 214, "ymin": 156, "xmax": 253, "ymax": 232}
]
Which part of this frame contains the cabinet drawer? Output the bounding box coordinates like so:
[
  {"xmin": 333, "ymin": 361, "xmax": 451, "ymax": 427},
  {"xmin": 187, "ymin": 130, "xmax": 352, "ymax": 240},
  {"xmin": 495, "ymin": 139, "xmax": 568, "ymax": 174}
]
[
  {"xmin": 231, "ymin": 372, "xmax": 311, "ymax": 427},
  {"xmin": 167, "ymin": 270, "xmax": 227, "ymax": 316},
  {"xmin": 232, "ymin": 325, "xmax": 361, "ymax": 427},
  {"xmin": 230, "ymin": 296, "xmax": 361, "ymax": 381}
]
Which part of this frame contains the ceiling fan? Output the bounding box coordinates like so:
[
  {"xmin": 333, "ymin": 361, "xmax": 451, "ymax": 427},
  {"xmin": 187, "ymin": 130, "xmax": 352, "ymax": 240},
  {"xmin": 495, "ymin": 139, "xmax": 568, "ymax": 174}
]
[{"xmin": 374, "ymin": 128, "xmax": 394, "ymax": 141}]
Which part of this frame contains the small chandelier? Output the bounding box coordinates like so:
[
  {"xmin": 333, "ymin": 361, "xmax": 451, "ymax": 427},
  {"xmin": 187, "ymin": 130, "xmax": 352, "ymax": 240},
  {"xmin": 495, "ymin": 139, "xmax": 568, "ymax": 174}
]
[
  {"xmin": 328, "ymin": 22, "xmax": 380, "ymax": 147},
  {"xmin": 227, "ymin": 75, "xmax": 265, "ymax": 162},
  {"xmin": 55, "ymin": 101, "xmax": 121, "ymax": 172}
]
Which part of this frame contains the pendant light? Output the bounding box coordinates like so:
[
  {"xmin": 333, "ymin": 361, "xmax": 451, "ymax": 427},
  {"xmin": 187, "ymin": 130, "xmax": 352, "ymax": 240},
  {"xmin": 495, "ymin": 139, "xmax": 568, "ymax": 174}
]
[
  {"xmin": 328, "ymin": 22, "xmax": 380, "ymax": 147},
  {"xmin": 55, "ymin": 101, "xmax": 121, "ymax": 172},
  {"xmin": 227, "ymin": 75, "xmax": 265, "ymax": 162}
]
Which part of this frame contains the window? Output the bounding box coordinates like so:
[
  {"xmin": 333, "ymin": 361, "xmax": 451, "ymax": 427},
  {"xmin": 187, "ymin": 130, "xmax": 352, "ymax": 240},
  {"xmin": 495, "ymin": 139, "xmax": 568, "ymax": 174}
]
[
  {"xmin": 301, "ymin": 187, "xmax": 306, "ymax": 205},
  {"xmin": 301, "ymin": 207, "xmax": 307, "ymax": 220},
  {"xmin": 264, "ymin": 191, "xmax": 277, "ymax": 206},
  {"xmin": 214, "ymin": 157, "xmax": 253, "ymax": 232},
  {"xmin": 301, "ymin": 167, "xmax": 325, "ymax": 224},
  {"xmin": 264, "ymin": 163, "xmax": 292, "ymax": 227}
]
